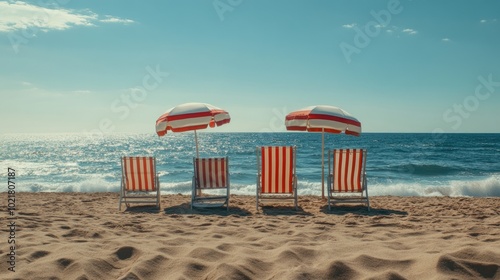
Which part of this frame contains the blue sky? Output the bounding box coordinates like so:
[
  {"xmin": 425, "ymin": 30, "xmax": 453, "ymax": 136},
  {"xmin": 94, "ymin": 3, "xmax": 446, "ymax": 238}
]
[{"xmin": 1, "ymin": 0, "xmax": 499, "ymax": 134}]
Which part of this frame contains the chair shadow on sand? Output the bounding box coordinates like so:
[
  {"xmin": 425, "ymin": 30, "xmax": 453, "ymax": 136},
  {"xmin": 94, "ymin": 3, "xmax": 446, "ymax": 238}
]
[
  {"xmin": 163, "ymin": 203, "xmax": 252, "ymax": 216},
  {"xmin": 120, "ymin": 202, "xmax": 407, "ymax": 217},
  {"xmin": 320, "ymin": 205, "xmax": 408, "ymax": 217},
  {"xmin": 259, "ymin": 205, "xmax": 313, "ymax": 216},
  {"xmin": 122, "ymin": 205, "xmax": 163, "ymax": 214}
]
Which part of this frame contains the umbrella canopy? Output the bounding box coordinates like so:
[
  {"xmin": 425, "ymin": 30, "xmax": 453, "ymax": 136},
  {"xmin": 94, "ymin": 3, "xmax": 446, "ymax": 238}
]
[
  {"xmin": 285, "ymin": 105, "xmax": 362, "ymax": 198},
  {"xmin": 285, "ymin": 105, "xmax": 361, "ymax": 135},
  {"xmin": 156, "ymin": 102, "xmax": 230, "ymax": 157}
]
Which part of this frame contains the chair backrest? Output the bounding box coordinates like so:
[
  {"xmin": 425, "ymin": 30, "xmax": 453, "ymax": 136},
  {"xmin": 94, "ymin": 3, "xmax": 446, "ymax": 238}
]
[
  {"xmin": 258, "ymin": 146, "xmax": 295, "ymax": 194},
  {"xmin": 194, "ymin": 157, "xmax": 228, "ymax": 189},
  {"xmin": 121, "ymin": 157, "xmax": 157, "ymax": 191},
  {"xmin": 332, "ymin": 149, "xmax": 366, "ymax": 192}
]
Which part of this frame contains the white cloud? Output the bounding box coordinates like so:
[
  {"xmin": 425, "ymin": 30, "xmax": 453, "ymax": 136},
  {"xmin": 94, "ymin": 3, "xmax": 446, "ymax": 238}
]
[
  {"xmin": 480, "ymin": 19, "xmax": 497, "ymax": 24},
  {"xmin": 383, "ymin": 25, "xmax": 404, "ymax": 34},
  {"xmin": 0, "ymin": 1, "xmax": 96, "ymax": 32},
  {"xmin": 402, "ymin": 28, "xmax": 418, "ymax": 35},
  {"xmin": 343, "ymin": 24, "xmax": 417, "ymax": 37},
  {"xmin": 100, "ymin": 15, "xmax": 134, "ymax": 24},
  {"xmin": 342, "ymin": 23, "xmax": 356, "ymax": 29},
  {"xmin": 442, "ymin": 38, "xmax": 451, "ymax": 42},
  {"xmin": 0, "ymin": 1, "xmax": 134, "ymax": 33}
]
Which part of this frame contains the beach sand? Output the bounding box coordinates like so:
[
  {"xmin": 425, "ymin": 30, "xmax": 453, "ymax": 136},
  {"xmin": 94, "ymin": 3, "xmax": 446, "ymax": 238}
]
[{"xmin": 1, "ymin": 193, "xmax": 499, "ymax": 280}]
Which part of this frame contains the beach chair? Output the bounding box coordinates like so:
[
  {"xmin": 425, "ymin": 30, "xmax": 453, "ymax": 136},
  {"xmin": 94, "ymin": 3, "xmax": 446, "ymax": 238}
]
[
  {"xmin": 191, "ymin": 157, "xmax": 230, "ymax": 210},
  {"xmin": 119, "ymin": 156, "xmax": 160, "ymax": 210},
  {"xmin": 327, "ymin": 149, "xmax": 369, "ymax": 211},
  {"xmin": 256, "ymin": 146, "xmax": 298, "ymax": 210}
]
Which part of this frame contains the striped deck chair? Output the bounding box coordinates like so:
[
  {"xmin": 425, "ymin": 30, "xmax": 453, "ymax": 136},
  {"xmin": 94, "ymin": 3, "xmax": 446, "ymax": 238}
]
[
  {"xmin": 191, "ymin": 157, "xmax": 230, "ymax": 210},
  {"xmin": 256, "ymin": 146, "xmax": 297, "ymax": 210},
  {"xmin": 119, "ymin": 156, "xmax": 160, "ymax": 210},
  {"xmin": 327, "ymin": 149, "xmax": 369, "ymax": 211}
]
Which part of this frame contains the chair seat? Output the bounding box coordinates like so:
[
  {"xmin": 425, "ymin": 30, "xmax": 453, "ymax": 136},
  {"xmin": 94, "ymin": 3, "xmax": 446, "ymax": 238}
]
[{"xmin": 191, "ymin": 200, "xmax": 227, "ymax": 208}]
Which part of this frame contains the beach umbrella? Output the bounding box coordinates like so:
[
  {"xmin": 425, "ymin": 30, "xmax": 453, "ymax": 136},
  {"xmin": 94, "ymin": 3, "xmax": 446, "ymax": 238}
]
[
  {"xmin": 155, "ymin": 102, "xmax": 230, "ymax": 157},
  {"xmin": 285, "ymin": 105, "xmax": 361, "ymax": 199}
]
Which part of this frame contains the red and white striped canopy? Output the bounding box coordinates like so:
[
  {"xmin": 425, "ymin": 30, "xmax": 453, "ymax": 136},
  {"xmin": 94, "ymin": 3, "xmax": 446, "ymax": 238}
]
[
  {"xmin": 285, "ymin": 105, "xmax": 361, "ymax": 136},
  {"xmin": 156, "ymin": 103, "xmax": 230, "ymax": 136}
]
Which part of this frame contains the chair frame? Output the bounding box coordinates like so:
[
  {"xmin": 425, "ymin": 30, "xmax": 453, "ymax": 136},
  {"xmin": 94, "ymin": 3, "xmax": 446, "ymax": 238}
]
[
  {"xmin": 119, "ymin": 156, "xmax": 160, "ymax": 211},
  {"xmin": 327, "ymin": 149, "xmax": 369, "ymax": 211},
  {"xmin": 256, "ymin": 146, "xmax": 298, "ymax": 210},
  {"xmin": 191, "ymin": 157, "xmax": 230, "ymax": 211}
]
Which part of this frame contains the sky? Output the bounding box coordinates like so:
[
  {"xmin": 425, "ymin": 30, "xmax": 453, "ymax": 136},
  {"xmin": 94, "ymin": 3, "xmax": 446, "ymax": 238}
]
[{"xmin": 1, "ymin": 0, "xmax": 499, "ymax": 134}]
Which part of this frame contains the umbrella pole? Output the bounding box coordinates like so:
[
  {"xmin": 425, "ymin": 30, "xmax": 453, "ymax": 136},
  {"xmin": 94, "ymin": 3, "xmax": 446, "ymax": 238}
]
[
  {"xmin": 194, "ymin": 130, "xmax": 199, "ymax": 158},
  {"xmin": 322, "ymin": 128, "xmax": 325, "ymax": 200},
  {"xmin": 194, "ymin": 130, "xmax": 201, "ymax": 196}
]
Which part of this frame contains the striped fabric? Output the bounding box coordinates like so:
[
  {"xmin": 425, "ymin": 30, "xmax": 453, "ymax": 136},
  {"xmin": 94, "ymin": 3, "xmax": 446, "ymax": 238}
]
[
  {"xmin": 332, "ymin": 149, "xmax": 366, "ymax": 192},
  {"xmin": 122, "ymin": 157, "xmax": 157, "ymax": 191},
  {"xmin": 156, "ymin": 103, "xmax": 231, "ymax": 136},
  {"xmin": 194, "ymin": 158, "xmax": 228, "ymax": 189},
  {"xmin": 285, "ymin": 105, "xmax": 361, "ymax": 136},
  {"xmin": 260, "ymin": 146, "xmax": 294, "ymax": 194}
]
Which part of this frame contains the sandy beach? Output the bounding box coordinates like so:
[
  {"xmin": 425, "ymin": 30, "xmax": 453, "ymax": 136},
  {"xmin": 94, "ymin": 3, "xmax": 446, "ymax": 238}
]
[{"xmin": 1, "ymin": 193, "xmax": 499, "ymax": 280}]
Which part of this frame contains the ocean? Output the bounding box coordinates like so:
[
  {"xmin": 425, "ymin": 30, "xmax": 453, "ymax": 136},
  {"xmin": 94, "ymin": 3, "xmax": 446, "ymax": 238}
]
[{"xmin": 1, "ymin": 133, "xmax": 499, "ymax": 197}]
